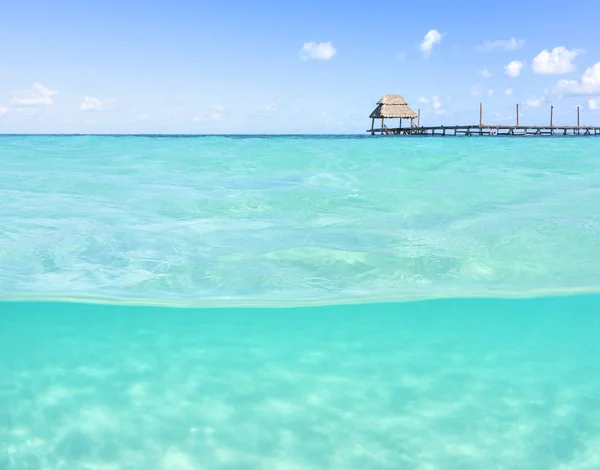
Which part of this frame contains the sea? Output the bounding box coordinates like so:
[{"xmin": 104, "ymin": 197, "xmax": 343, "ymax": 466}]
[{"xmin": 1, "ymin": 135, "xmax": 600, "ymax": 469}]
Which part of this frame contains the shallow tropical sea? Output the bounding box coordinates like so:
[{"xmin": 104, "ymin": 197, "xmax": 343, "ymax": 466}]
[{"xmin": 1, "ymin": 135, "xmax": 600, "ymax": 469}]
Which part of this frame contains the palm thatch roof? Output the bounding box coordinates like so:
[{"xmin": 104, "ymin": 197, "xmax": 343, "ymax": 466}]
[
  {"xmin": 369, "ymin": 94, "xmax": 418, "ymax": 119},
  {"xmin": 377, "ymin": 94, "xmax": 408, "ymax": 105}
]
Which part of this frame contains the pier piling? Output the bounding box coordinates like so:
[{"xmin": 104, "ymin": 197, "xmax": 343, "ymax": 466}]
[{"xmin": 479, "ymin": 102, "xmax": 483, "ymax": 127}]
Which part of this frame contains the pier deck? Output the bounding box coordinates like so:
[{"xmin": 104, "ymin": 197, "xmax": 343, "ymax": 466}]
[{"xmin": 368, "ymin": 125, "xmax": 600, "ymax": 136}]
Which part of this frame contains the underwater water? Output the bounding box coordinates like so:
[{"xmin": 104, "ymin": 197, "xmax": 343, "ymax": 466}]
[{"xmin": 2, "ymin": 135, "xmax": 600, "ymax": 469}]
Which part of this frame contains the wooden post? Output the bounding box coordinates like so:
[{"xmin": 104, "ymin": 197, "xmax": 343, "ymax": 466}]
[
  {"xmin": 550, "ymin": 105, "xmax": 554, "ymax": 127},
  {"xmin": 381, "ymin": 117, "xmax": 384, "ymax": 134},
  {"xmin": 418, "ymin": 109, "xmax": 421, "ymax": 127},
  {"xmin": 399, "ymin": 118, "xmax": 402, "ymax": 129},
  {"xmin": 479, "ymin": 102, "xmax": 483, "ymax": 127},
  {"xmin": 516, "ymin": 104, "xmax": 519, "ymax": 126},
  {"xmin": 577, "ymin": 106, "xmax": 580, "ymax": 127},
  {"xmin": 371, "ymin": 118, "xmax": 375, "ymax": 131}
]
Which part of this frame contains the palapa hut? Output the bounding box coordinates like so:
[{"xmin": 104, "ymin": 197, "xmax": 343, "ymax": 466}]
[{"xmin": 369, "ymin": 94, "xmax": 418, "ymax": 134}]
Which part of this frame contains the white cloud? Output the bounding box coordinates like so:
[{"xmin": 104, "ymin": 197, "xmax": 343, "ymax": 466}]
[
  {"xmin": 523, "ymin": 97, "xmax": 545, "ymax": 108},
  {"xmin": 470, "ymin": 85, "xmax": 483, "ymax": 97},
  {"xmin": 478, "ymin": 69, "xmax": 492, "ymax": 79},
  {"xmin": 522, "ymin": 90, "xmax": 549, "ymax": 109},
  {"xmin": 0, "ymin": 106, "xmax": 8, "ymax": 115},
  {"xmin": 420, "ymin": 30, "xmax": 443, "ymax": 57},
  {"xmin": 193, "ymin": 105, "xmax": 225, "ymax": 122},
  {"xmin": 431, "ymin": 96, "xmax": 443, "ymax": 114},
  {"xmin": 504, "ymin": 88, "xmax": 513, "ymax": 96},
  {"xmin": 505, "ymin": 60, "xmax": 525, "ymax": 77},
  {"xmin": 488, "ymin": 89, "xmax": 494, "ymax": 97},
  {"xmin": 299, "ymin": 41, "xmax": 336, "ymax": 61},
  {"xmin": 418, "ymin": 96, "xmax": 444, "ymax": 115},
  {"xmin": 554, "ymin": 62, "xmax": 600, "ymax": 96},
  {"xmin": 10, "ymin": 82, "xmax": 57, "ymax": 106},
  {"xmin": 532, "ymin": 47, "xmax": 581, "ymax": 75},
  {"xmin": 476, "ymin": 37, "xmax": 525, "ymax": 52},
  {"xmin": 79, "ymin": 96, "xmax": 116, "ymax": 111},
  {"xmin": 589, "ymin": 99, "xmax": 599, "ymax": 110},
  {"xmin": 263, "ymin": 103, "xmax": 279, "ymax": 112},
  {"xmin": 494, "ymin": 113, "xmax": 515, "ymax": 122}
]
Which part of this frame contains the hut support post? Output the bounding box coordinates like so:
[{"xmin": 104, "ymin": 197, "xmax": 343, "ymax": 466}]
[
  {"xmin": 550, "ymin": 105, "xmax": 554, "ymax": 128},
  {"xmin": 577, "ymin": 106, "xmax": 580, "ymax": 127},
  {"xmin": 479, "ymin": 102, "xmax": 483, "ymax": 127},
  {"xmin": 399, "ymin": 118, "xmax": 402, "ymax": 129},
  {"xmin": 516, "ymin": 104, "xmax": 519, "ymax": 126},
  {"xmin": 418, "ymin": 109, "xmax": 421, "ymax": 127}
]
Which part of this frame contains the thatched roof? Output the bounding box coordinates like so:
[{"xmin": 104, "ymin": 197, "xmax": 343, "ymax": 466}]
[
  {"xmin": 369, "ymin": 95, "xmax": 418, "ymax": 119},
  {"xmin": 370, "ymin": 104, "xmax": 418, "ymax": 119},
  {"xmin": 377, "ymin": 94, "xmax": 408, "ymax": 105},
  {"xmin": 370, "ymin": 94, "xmax": 418, "ymax": 119}
]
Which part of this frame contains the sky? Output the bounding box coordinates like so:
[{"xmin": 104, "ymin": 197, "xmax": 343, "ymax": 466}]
[{"xmin": 1, "ymin": 0, "xmax": 600, "ymax": 134}]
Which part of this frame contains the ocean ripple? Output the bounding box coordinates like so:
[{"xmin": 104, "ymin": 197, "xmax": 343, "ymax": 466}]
[{"xmin": 1, "ymin": 135, "xmax": 600, "ymax": 305}]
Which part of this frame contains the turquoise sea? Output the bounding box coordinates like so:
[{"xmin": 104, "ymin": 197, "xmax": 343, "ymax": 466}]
[{"xmin": 2, "ymin": 135, "xmax": 600, "ymax": 469}]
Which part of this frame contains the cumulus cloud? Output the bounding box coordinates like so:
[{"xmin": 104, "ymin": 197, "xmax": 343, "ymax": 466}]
[
  {"xmin": 554, "ymin": 62, "xmax": 600, "ymax": 96},
  {"xmin": 193, "ymin": 105, "xmax": 225, "ymax": 122},
  {"xmin": 532, "ymin": 47, "xmax": 581, "ymax": 75},
  {"xmin": 523, "ymin": 97, "xmax": 545, "ymax": 108},
  {"xmin": 79, "ymin": 97, "xmax": 116, "ymax": 111},
  {"xmin": 0, "ymin": 106, "xmax": 8, "ymax": 115},
  {"xmin": 10, "ymin": 82, "xmax": 57, "ymax": 106},
  {"xmin": 476, "ymin": 37, "xmax": 525, "ymax": 52},
  {"xmin": 521, "ymin": 90, "xmax": 549, "ymax": 109},
  {"xmin": 589, "ymin": 99, "xmax": 599, "ymax": 110},
  {"xmin": 263, "ymin": 103, "xmax": 279, "ymax": 112},
  {"xmin": 431, "ymin": 97, "xmax": 443, "ymax": 114},
  {"xmin": 505, "ymin": 60, "xmax": 525, "ymax": 77},
  {"xmin": 299, "ymin": 41, "xmax": 336, "ymax": 61},
  {"xmin": 478, "ymin": 69, "xmax": 492, "ymax": 79},
  {"xmin": 418, "ymin": 96, "xmax": 444, "ymax": 115},
  {"xmin": 420, "ymin": 30, "xmax": 443, "ymax": 57},
  {"xmin": 488, "ymin": 89, "xmax": 494, "ymax": 97},
  {"xmin": 504, "ymin": 88, "xmax": 513, "ymax": 96}
]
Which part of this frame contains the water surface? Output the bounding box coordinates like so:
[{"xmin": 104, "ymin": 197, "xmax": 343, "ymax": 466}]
[{"xmin": 1, "ymin": 135, "xmax": 600, "ymax": 469}]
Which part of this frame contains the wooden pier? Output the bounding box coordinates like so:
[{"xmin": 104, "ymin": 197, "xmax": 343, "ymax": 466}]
[
  {"xmin": 368, "ymin": 98, "xmax": 600, "ymax": 137},
  {"xmin": 368, "ymin": 124, "xmax": 600, "ymax": 136}
]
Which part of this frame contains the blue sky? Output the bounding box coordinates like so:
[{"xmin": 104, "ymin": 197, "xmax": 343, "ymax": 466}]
[{"xmin": 1, "ymin": 0, "xmax": 600, "ymax": 133}]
